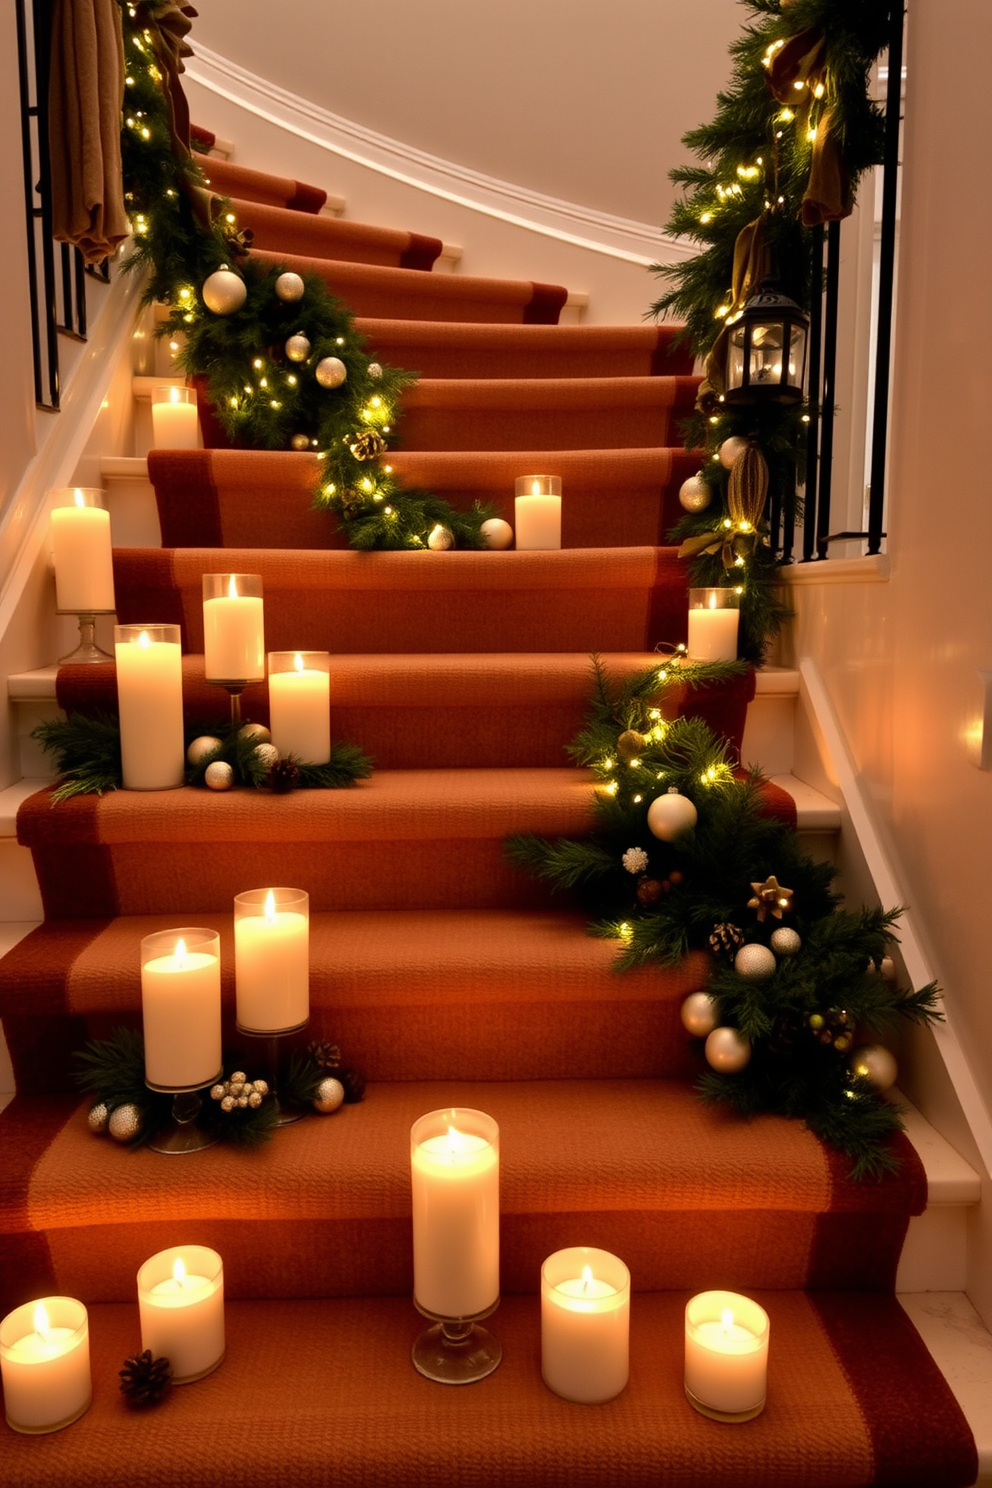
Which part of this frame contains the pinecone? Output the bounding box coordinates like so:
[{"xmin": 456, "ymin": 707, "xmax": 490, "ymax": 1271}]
[
  {"xmin": 308, "ymin": 1039, "xmax": 341, "ymax": 1070},
  {"xmin": 338, "ymin": 1067, "xmax": 366, "ymax": 1103},
  {"xmin": 708, "ymin": 922, "xmax": 745, "ymax": 961},
  {"xmin": 119, "ymin": 1349, "xmax": 172, "ymax": 1406},
  {"xmin": 268, "ymin": 757, "xmax": 300, "ymax": 794},
  {"xmin": 349, "ymin": 429, "xmax": 387, "ymax": 461}
]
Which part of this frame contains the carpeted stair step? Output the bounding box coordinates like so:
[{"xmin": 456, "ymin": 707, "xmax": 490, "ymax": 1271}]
[
  {"xmin": 0, "ymin": 1291, "xmax": 976, "ymax": 1488},
  {"xmin": 396, "ymin": 376, "xmax": 700, "ymax": 453},
  {"xmin": 0, "ymin": 1078, "xmax": 926, "ymax": 1311},
  {"xmin": 225, "ymin": 196, "xmax": 443, "ymax": 270},
  {"xmin": 193, "ymin": 149, "xmax": 330, "ymax": 213}
]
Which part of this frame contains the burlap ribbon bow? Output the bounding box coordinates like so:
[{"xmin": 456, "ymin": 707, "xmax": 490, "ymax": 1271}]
[{"xmin": 766, "ymin": 28, "xmax": 853, "ymax": 226}]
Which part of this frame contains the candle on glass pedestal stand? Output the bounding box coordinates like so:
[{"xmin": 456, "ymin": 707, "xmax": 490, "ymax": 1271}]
[
  {"xmin": 50, "ymin": 487, "xmax": 115, "ymax": 663},
  {"xmin": 202, "ymin": 573, "xmax": 265, "ymax": 730},
  {"xmin": 234, "ymin": 887, "xmax": 310, "ymax": 1125},
  {"xmin": 410, "ymin": 1107, "xmax": 501, "ymax": 1384},
  {"xmin": 141, "ymin": 928, "xmax": 223, "ymax": 1154}
]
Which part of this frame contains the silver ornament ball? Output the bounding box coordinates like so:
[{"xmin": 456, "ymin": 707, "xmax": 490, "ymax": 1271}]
[
  {"xmin": 238, "ymin": 723, "xmax": 271, "ymax": 745},
  {"xmin": 291, "ymin": 433, "xmax": 311, "ymax": 451},
  {"xmin": 679, "ymin": 471, "xmax": 712, "ymax": 513},
  {"xmin": 285, "ymin": 334, "xmax": 311, "ymax": 363},
  {"xmin": 705, "ymin": 1026, "xmax": 752, "ymax": 1073},
  {"xmin": 186, "ymin": 735, "xmax": 223, "ymax": 768},
  {"xmin": 202, "ymin": 267, "xmax": 247, "ymax": 315},
  {"xmin": 87, "ymin": 1101, "xmax": 110, "ymax": 1135},
  {"xmin": 849, "ymin": 1044, "xmax": 898, "ymax": 1093},
  {"xmin": 769, "ymin": 926, "xmax": 802, "ymax": 958},
  {"xmin": 719, "ymin": 435, "xmax": 749, "ymax": 470},
  {"xmin": 313, "ymin": 1076, "xmax": 345, "ymax": 1114},
  {"xmin": 734, "ymin": 943, "xmax": 777, "ymax": 981},
  {"xmin": 427, "ymin": 523, "xmax": 454, "ymax": 552},
  {"xmin": 274, "ymin": 271, "xmax": 305, "ymax": 303},
  {"xmin": 204, "ymin": 760, "xmax": 234, "ymax": 791},
  {"xmin": 367, "ymin": 362, "xmax": 383, "ymax": 380},
  {"xmin": 254, "ymin": 742, "xmax": 279, "ymax": 768},
  {"xmin": 108, "ymin": 1103, "xmax": 143, "ymax": 1143},
  {"xmin": 646, "ymin": 788, "xmax": 698, "ymax": 842},
  {"xmin": 480, "ymin": 517, "xmax": 514, "ymax": 550},
  {"xmin": 315, "ymin": 356, "xmax": 347, "ymax": 389},
  {"xmin": 681, "ymin": 991, "xmax": 719, "ymax": 1039}
]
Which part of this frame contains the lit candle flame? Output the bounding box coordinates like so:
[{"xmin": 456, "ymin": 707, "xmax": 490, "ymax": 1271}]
[
  {"xmin": 531, "ymin": 480, "xmax": 541, "ymax": 497},
  {"xmin": 294, "ymin": 652, "xmax": 304, "ymax": 673},
  {"xmin": 264, "ymin": 889, "xmax": 276, "ymax": 923},
  {"xmin": 709, "ymin": 591, "xmax": 717, "ymax": 610},
  {"xmin": 138, "ymin": 629, "xmax": 151, "ymax": 649},
  {"xmin": 721, "ymin": 1307, "xmax": 734, "ymax": 1333},
  {"xmin": 173, "ymin": 1257, "xmax": 187, "ymax": 1287},
  {"xmin": 33, "ymin": 1302, "xmax": 53, "ymax": 1340},
  {"xmin": 581, "ymin": 1265, "xmax": 594, "ymax": 1295},
  {"xmin": 170, "ymin": 385, "xmax": 181, "ymax": 404},
  {"xmin": 227, "ymin": 575, "xmax": 239, "ymax": 599},
  {"xmin": 73, "ymin": 488, "xmax": 85, "ymax": 507},
  {"xmin": 175, "ymin": 937, "xmax": 187, "ymax": 969}
]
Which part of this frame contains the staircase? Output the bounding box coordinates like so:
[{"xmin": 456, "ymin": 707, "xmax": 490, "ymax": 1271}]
[{"xmin": 0, "ymin": 138, "xmax": 986, "ymax": 1486}]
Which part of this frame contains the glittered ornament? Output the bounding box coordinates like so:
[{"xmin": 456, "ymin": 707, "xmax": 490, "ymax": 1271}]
[
  {"xmin": 254, "ymin": 742, "xmax": 279, "ymax": 768},
  {"xmin": 87, "ymin": 1101, "xmax": 110, "ymax": 1134},
  {"xmin": 480, "ymin": 517, "xmax": 513, "ymax": 550},
  {"xmin": 748, "ymin": 875, "xmax": 794, "ymax": 922},
  {"xmin": 349, "ymin": 429, "xmax": 386, "ymax": 461},
  {"xmin": 646, "ymin": 787, "xmax": 697, "ymax": 841},
  {"xmin": 679, "ymin": 471, "xmax": 712, "ymax": 513},
  {"xmin": 108, "ymin": 1102, "xmax": 143, "ymax": 1143},
  {"xmin": 708, "ymin": 922, "xmax": 745, "ymax": 961},
  {"xmin": 427, "ymin": 523, "xmax": 454, "ymax": 551},
  {"xmin": 313, "ymin": 1076, "xmax": 345, "ymax": 1114},
  {"xmin": 186, "ymin": 735, "xmax": 222, "ymax": 768},
  {"xmin": 119, "ymin": 1350, "xmax": 172, "ymax": 1406},
  {"xmin": 617, "ymin": 729, "xmax": 648, "ymax": 763},
  {"xmin": 705, "ymin": 1026, "xmax": 751, "ymax": 1073},
  {"xmin": 204, "ymin": 760, "xmax": 234, "ymax": 791},
  {"xmin": 201, "ymin": 267, "xmax": 247, "ymax": 315},
  {"xmin": 315, "ymin": 355, "xmax": 347, "ymax": 389},
  {"xmin": 238, "ymin": 722, "xmax": 271, "ymax": 745},
  {"xmin": 285, "ymin": 334, "xmax": 311, "ymax": 363},
  {"xmin": 274, "ymin": 271, "xmax": 305, "ymax": 303},
  {"xmin": 367, "ymin": 362, "xmax": 383, "ymax": 380},
  {"xmin": 719, "ymin": 435, "xmax": 749, "ymax": 470},
  {"xmin": 849, "ymin": 1044, "xmax": 898, "ymax": 1092},
  {"xmin": 770, "ymin": 926, "xmax": 802, "ymax": 957},
  {"xmin": 290, "ymin": 433, "xmax": 311, "ymax": 451},
  {"xmin": 622, "ymin": 846, "xmax": 649, "ymax": 875},
  {"xmin": 734, "ymin": 943, "xmax": 777, "ymax": 981},
  {"xmin": 681, "ymin": 991, "xmax": 719, "ymax": 1038}
]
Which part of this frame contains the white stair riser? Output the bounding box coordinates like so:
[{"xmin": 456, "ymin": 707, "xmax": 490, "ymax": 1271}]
[{"xmin": 898, "ymin": 1206, "xmax": 970, "ymax": 1292}]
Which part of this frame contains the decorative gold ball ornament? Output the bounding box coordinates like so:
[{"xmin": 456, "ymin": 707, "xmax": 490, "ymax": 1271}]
[
  {"xmin": 201, "ymin": 266, "xmax": 247, "ymax": 315},
  {"xmin": 617, "ymin": 729, "xmax": 648, "ymax": 763},
  {"xmin": 186, "ymin": 735, "xmax": 222, "ymax": 768},
  {"xmin": 427, "ymin": 523, "xmax": 454, "ymax": 551},
  {"xmin": 719, "ymin": 435, "xmax": 749, "ymax": 469},
  {"xmin": 367, "ymin": 362, "xmax": 383, "ymax": 380},
  {"xmin": 274, "ymin": 271, "xmax": 305, "ymax": 302},
  {"xmin": 480, "ymin": 517, "xmax": 513, "ymax": 550},
  {"xmin": 285, "ymin": 334, "xmax": 311, "ymax": 363},
  {"xmin": 238, "ymin": 723, "xmax": 271, "ymax": 745},
  {"xmin": 204, "ymin": 760, "xmax": 234, "ymax": 791},
  {"xmin": 770, "ymin": 926, "xmax": 802, "ymax": 957},
  {"xmin": 849, "ymin": 1044, "xmax": 898, "ymax": 1092},
  {"xmin": 646, "ymin": 787, "xmax": 698, "ymax": 841},
  {"xmin": 734, "ymin": 943, "xmax": 777, "ymax": 980},
  {"xmin": 313, "ymin": 1076, "xmax": 346, "ymax": 1114},
  {"xmin": 108, "ymin": 1102, "xmax": 143, "ymax": 1143},
  {"xmin": 315, "ymin": 356, "xmax": 347, "ymax": 389},
  {"xmin": 254, "ymin": 742, "xmax": 280, "ymax": 768},
  {"xmin": 681, "ymin": 991, "xmax": 720, "ymax": 1038},
  {"xmin": 705, "ymin": 1026, "xmax": 752, "ymax": 1073},
  {"xmin": 291, "ymin": 433, "xmax": 310, "ymax": 451},
  {"xmin": 679, "ymin": 471, "xmax": 712, "ymax": 513},
  {"xmin": 87, "ymin": 1101, "xmax": 110, "ymax": 1134}
]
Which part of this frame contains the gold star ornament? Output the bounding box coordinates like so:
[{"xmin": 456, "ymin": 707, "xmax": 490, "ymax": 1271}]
[{"xmin": 748, "ymin": 875, "xmax": 794, "ymax": 921}]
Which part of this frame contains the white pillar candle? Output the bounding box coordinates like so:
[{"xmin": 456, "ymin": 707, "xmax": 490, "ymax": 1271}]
[
  {"xmin": 267, "ymin": 651, "xmax": 331, "ymax": 763},
  {"xmin": 141, "ymin": 928, "xmax": 222, "ymax": 1091},
  {"xmin": 234, "ymin": 887, "xmax": 310, "ymax": 1033},
  {"xmin": 114, "ymin": 623, "xmax": 185, "ymax": 790},
  {"xmin": 687, "ymin": 588, "xmax": 741, "ymax": 662},
  {"xmin": 0, "ymin": 1297, "xmax": 91, "ymax": 1434},
  {"xmin": 202, "ymin": 573, "xmax": 265, "ymax": 682},
  {"xmin": 514, "ymin": 475, "xmax": 562, "ymax": 550},
  {"xmin": 411, "ymin": 1108, "xmax": 499, "ymax": 1320},
  {"xmin": 137, "ymin": 1246, "xmax": 225, "ymax": 1383},
  {"xmin": 51, "ymin": 488, "xmax": 116, "ymax": 613},
  {"xmin": 541, "ymin": 1247, "xmax": 630, "ymax": 1403},
  {"xmin": 684, "ymin": 1290, "xmax": 769, "ymax": 1421},
  {"xmin": 151, "ymin": 384, "xmax": 199, "ymax": 449}
]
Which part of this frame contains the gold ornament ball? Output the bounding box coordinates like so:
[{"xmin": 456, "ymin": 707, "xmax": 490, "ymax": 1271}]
[
  {"xmin": 186, "ymin": 735, "xmax": 222, "ymax": 768},
  {"xmin": 204, "ymin": 760, "xmax": 234, "ymax": 791},
  {"xmin": 87, "ymin": 1101, "xmax": 110, "ymax": 1134},
  {"xmin": 285, "ymin": 334, "xmax": 311, "ymax": 363},
  {"xmin": 274, "ymin": 271, "xmax": 305, "ymax": 303},
  {"xmin": 617, "ymin": 729, "xmax": 648, "ymax": 763},
  {"xmin": 734, "ymin": 943, "xmax": 777, "ymax": 981},
  {"xmin": 238, "ymin": 722, "xmax": 271, "ymax": 745},
  {"xmin": 315, "ymin": 356, "xmax": 347, "ymax": 389},
  {"xmin": 646, "ymin": 788, "xmax": 698, "ymax": 842},
  {"xmin": 313, "ymin": 1076, "xmax": 345, "ymax": 1114},
  {"xmin": 681, "ymin": 991, "xmax": 719, "ymax": 1038},
  {"xmin": 202, "ymin": 267, "xmax": 247, "ymax": 315},
  {"xmin": 770, "ymin": 926, "xmax": 802, "ymax": 957},
  {"xmin": 705, "ymin": 1026, "xmax": 751, "ymax": 1073},
  {"xmin": 290, "ymin": 433, "xmax": 310, "ymax": 451},
  {"xmin": 719, "ymin": 435, "xmax": 749, "ymax": 469},
  {"xmin": 108, "ymin": 1103, "xmax": 143, "ymax": 1143},
  {"xmin": 480, "ymin": 517, "xmax": 513, "ymax": 550},
  {"xmin": 254, "ymin": 742, "xmax": 279, "ymax": 768},
  {"xmin": 679, "ymin": 471, "xmax": 712, "ymax": 513},
  {"xmin": 849, "ymin": 1044, "xmax": 898, "ymax": 1092},
  {"xmin": 427, "ymin": 523, "xmax": 454, "ymax": 551}
]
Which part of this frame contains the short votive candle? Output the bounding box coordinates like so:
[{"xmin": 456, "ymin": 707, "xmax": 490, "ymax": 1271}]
[
  {"xmin": 202, "ymin": 573, "xmax": 265, "ymax": 683},
  {"xmin": 541, "ymin": 1246, "xmax": 630, "ymax": 1403},
  {"xmin": 151, "ymin": 384, "xmax": 199, "ymax": 449},
  {"xmin": 0, "ymin": 1296, "xmax": 91, "ymax": 1434},
  {"xmin": 115, "ymin": 623, "xmax": 185, "ymax": 790},
  {"xmin": 684, "ymin": 1289, "xmax": 769, "ymax": 1422},
  {"xmin": 50, "ymin": 487, "xmax": 115, "ymax": 613},
  {"xmin": 687, "ymin": 588, "xmax": 741, "ymax": 662},
  {"xmin": 137, "ymin": 1245, "xmax": 225, "ymax": 1383},
  {"xmin": 514, "ymin": 475, "xmax": 562, "ymax": 550},
  {"xmin": 267, "ymin": 651, "xmax": 331, "ymax": 763}
]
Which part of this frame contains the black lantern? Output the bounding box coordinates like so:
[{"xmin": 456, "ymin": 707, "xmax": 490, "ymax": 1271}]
[{"xmin": 723, "ymin": 279, "xmax": 809, "ymax": 406}]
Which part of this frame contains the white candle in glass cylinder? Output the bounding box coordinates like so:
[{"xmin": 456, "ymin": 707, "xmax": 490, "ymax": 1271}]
[
  {"xmin": 203, "ymin": 574, "xmax": 265, "ymax": 681},
  {"xmin": 541, "ymin": 1248, "xmax": 630, "ymax": 1403},
  {"xmin": 141, "ymin": 929, "xmax": 222, "ymax": 1091},
  {"xmin": 411, "ymin": 1109, "xmax": 499, "ymax": 1319},
  {"xmin": 151, "ymin": 385, "xmax": 199, "ymax": 449},
  {"xmin": 687, "ymin": 589, "xmax": 740, "ymax": 662},
  {"xmin": 51, "ymin": 489, "xmax": 115, "ymax": 612},
  {"xmin": 684, "ymin": 1290, "xmax": 769, "ymax": 1420},
  {"xmin": 514, "ymin": 475, "xmax": 562, "ymax": 550},
  {"xmin": 234, "ymin": 887, "xmax": 309, "ymax": 1033},
  {"xmin": 0, "ymin": 1298, "xmax": 91, "ymax": 1434},
  {"xmin": 115, "ymin": 624, "xmax": 185, "ymax": 790},
  {"xmin": 268, "ymin": 652, "xmax": 330, "ymax": 763},
  {"xmin": 137, "ymin": 1247, "xmax": 225, "ymax": 1383}
]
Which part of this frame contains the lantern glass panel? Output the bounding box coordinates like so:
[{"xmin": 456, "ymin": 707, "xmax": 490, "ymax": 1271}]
[
  {"xmin": 727, "ymin": 325, "xmax": 747, "ymax": 392},
  {"xmin": 788, "ymin": 322, "xmax": 807, "ymax": 392},
  {"xmin": 749, "ymin": 320, "xmax": 786, "ymax": 388}
]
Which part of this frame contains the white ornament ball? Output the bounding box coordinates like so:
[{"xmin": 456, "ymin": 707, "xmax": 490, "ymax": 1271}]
[
  {"xmin": 679, "ymin": 471, "xmax": 712, "ymax": 513},
  {"xmin": 254, "ymin": 742, "xmax": 279, "ymax": 768},
  {"xmin": 204, "ymin": 760, "xmax": 234, "ymax": 791},
  {"xmin": 849, "ymin": 1044, "xmax": 898, "ymax": 1093},
  {"xmin": 719, "ymin": 435, "xmax": 749, "ymax": 469},
  {"xmin": 705, "ymin": 1026, "xmax": 752, "ymax": 1073},
  {"xmin": 769, "ymin": 926, "xmax": 802, "ymax": 958},
  {"xmin": 87, "ymin": 1101, "xmax": 110, "ymax": 1134},
  {"xmin": 681, "ymin": 992, "xmax": 720, "ymax": 1039},
  {"xmin": 187, "ymin": 735, "xmax": 223, "ymax": 768},
  {"xmin": 646, "ymin": 788, "xmax": 698, "ymax": 842},
  {"xmin": 315, "ymin": 356, "xmax": 347, "ymax": 389},
  {"xmin": 238, "ymin": 723, "xmax": 271, "ymax": 745},
  {"xmin": 480, "ymin": 517, "xmax": 513, "ymax": 550},
  {"xmin": 291, "ymin": 433, "xmax": 310, "ymax": 451},
  {"xmin": 202, "ymin": 267, "xmax": 247, "ymax": 315},
  {"xmin": 108, "ymin": 1102, "xmax": 143, "ymax": 1143},
  {"xmin": 427, "ymin": 523, "xmax": 454, "ymax": 552},
  {"xmin": 274, "ymin": 271, "xmax": 305, "ymax": 303},
  {"xmin": 734, "ymin": 943, "xmax": 777, "ymax": 981},
  {"xmin": 285, "ymin": 334, "xmax": 311, "ymax": 363},
  {"xmin": 367, "ymin": 362, "xmax": 383, "ymax": 380},
  {"xmin": 313, "ymin": 1076, "xmax": 345, "ymax": 1114}
]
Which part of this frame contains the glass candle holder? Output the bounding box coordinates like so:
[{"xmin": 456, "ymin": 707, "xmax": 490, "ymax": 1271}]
[
  {"xmin": 51, "ymin": 487, "xmax": 115, "ymax": 662},
  {"xmin": 514, "ymin": 475, "xmax": 562, "ymax": 550},
  {"xmin": 234, "ymin": 887, "xmax": 310, "ymax": 1035},
  {"xmin": 115, "ymin": 623, "xmax": 185, "ymax": 790},
  {"xmin": 0, "ymin": 1296, "xmax": 91, "ymax": 1434},
  {"xmin": 137, "ymin": 1245, "xmax": 225, "ymax": 1383},
  {"xmin": 151, "ymin": 384, "xmax": 199, "ymax": 449},
  {"xmin": 541, "ymin": 1246, "xmax": 630, "ymax": 1403},
  {"xmin": 267, "ymin": 651, "xmax": 331, "ymax": 764},
  {"xmin": 141, "ymin": 927, "xmax": 222, "ymax": 1094},
  {"xmin": 684, "ymin": 1289, "xmax": 769, "ymax": 1422},
  {"xmin": 687, "ymin": 587, "xmax": 741, "ymax": 662},
  {"xmin": 202, "ymin": 573, "xmax": 265, "ymax": 685}
]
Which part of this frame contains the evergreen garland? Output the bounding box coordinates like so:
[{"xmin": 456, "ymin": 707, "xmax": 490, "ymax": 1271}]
[{"xmin": 506, "ymin": 658, "xmax": 941, "ymax": 1178}]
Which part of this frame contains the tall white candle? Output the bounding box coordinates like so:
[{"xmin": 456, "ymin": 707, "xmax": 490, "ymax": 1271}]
[
  {"xmin": 141, "ymin": 928, "xmax": 222, "ymax": 1091},
  {"xmin": 687, "ymin": 588, "xmax": 740, "ymax": 662},
  {"xmin": 0, "ymin": 1297, "xmax": 91, "ymax": 1434},
  {"xmin": 234, "ymin": 887, "xmax": 310, "ymax": 1033},
  {"xmin": 514, "ymin": 475, "xmax": 562, "ymax": 550},
  {"xmin": 151, "ymin": 385, "xmax": 199, "ymax": 449},
  {"xmin": 115, "ymin": 624, "xmax": 185, "ymax": 790},
  {"xmin": 541, "ymin": 1247, "xmax": 630, "ymax": 1403},
  {"xmin": 51, "ymin": 488, "xmax": 115, "ymax": 613},
  {"xmin": 268, "ymin": 652, "xmax": 331, "ymax": 763},
  {"xmin": 684, "ymin": 1290, "xmax": 769, "ymax": 1420},
  {"xmin": 411, "ymin": 1108, "xmax": 499, "ymax": 1319},
  {"xmin": 202, "ymin": 573, "xmax": 265, "ymax": 682},
  {"xmin": 137, "ymin": 1246, "xmax": 225, "ymax": 1383}
]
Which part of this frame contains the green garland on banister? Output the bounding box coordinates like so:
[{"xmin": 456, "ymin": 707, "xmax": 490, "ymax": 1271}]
[
  {"xmin": 117, "ymin": 1, "xmax": 490, "ymax": 549},
  {"xmin": 505, "ymin": 658, "xmax": 942, "ymax": 1178}
]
